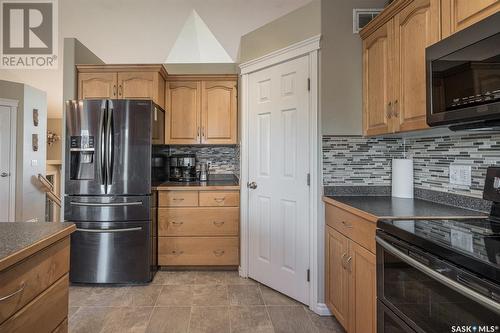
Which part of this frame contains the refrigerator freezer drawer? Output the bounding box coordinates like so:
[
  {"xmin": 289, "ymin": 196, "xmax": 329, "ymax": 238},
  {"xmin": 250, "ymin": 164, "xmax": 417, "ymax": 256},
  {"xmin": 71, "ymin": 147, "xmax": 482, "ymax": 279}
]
[
  {"xmin": 64, "ymin": 195, "xmax": 151, "ymax": 222},
  {"xmin": 70, "ymin": 221, "xmax": 153, "ymax": 284}
]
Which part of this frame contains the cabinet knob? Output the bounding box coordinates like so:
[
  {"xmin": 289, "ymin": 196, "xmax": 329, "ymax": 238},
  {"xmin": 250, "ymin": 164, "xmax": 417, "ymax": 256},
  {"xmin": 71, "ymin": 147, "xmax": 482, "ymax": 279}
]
[
  {"xmin": 386, "ymin": 101, "xmax": 393, "ymax": 119},
  {"xmin": 393, "ymin": 100, "xmax": 399, "ymax": 117},
  {"xmin": 213, "ymin": 221, "xmax": 225, "ymax": 227}
]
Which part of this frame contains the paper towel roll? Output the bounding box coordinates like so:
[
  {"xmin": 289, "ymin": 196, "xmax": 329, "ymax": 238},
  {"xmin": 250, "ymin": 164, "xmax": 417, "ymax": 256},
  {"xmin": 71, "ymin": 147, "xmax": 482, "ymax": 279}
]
[{"xmin": 392, "ymin": 159, "xmax": 414, "ymax": 198}]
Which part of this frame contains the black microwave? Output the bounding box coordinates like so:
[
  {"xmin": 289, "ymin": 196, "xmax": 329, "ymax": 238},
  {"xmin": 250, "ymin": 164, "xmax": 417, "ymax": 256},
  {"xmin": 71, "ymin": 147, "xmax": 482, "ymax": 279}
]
[{"xmin": 426, "ymin": 12, "xmax": 500, "ymax": 130}]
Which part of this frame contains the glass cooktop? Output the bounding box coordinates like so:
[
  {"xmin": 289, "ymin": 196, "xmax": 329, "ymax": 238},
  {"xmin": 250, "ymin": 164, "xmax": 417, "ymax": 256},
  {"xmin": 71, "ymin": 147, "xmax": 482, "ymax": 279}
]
[{"xmin": 378, "ymin": 218, "xmax": 500, "ymax": 284}]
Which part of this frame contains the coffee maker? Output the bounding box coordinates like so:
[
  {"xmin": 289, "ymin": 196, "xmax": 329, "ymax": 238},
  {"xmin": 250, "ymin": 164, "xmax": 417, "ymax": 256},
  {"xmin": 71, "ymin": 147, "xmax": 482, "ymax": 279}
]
[{"xmin": 169, "ymin": 154, "xmax": 197, "ymax": 182}]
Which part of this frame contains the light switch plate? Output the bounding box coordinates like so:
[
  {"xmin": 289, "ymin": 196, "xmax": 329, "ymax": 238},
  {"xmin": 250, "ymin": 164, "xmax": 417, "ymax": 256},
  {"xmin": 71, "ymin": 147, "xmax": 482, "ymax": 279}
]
[{"xmin": 449, "ymin": 164, "xmax": 471, "ymax": 186}]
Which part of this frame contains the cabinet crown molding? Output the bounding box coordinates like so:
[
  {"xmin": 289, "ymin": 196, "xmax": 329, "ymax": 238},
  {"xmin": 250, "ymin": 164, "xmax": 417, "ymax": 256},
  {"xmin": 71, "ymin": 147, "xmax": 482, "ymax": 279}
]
[{"xmin": 76, "ymin": 64, "xmax": 168, "ymax": 79}]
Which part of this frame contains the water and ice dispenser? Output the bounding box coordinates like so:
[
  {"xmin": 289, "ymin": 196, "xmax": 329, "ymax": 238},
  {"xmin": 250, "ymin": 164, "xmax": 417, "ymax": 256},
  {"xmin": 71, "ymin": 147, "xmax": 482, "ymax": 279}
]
[{"xmin": 70, "ymin": 135, "xmax": 95, "ymax": 180}]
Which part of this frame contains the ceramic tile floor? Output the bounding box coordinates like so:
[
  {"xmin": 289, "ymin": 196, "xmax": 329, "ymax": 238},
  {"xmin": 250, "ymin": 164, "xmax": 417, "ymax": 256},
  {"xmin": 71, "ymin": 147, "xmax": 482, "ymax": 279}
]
[{"xmin": 68, "ymin": 270, "xmax": 345, "ymax": 333}]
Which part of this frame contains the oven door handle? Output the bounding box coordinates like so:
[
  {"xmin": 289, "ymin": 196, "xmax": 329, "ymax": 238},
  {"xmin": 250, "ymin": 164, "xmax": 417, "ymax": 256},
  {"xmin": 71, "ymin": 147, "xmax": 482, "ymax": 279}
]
[{"xmin": 376, "ymin": 236, "xmax": 500, "ymax": 315}]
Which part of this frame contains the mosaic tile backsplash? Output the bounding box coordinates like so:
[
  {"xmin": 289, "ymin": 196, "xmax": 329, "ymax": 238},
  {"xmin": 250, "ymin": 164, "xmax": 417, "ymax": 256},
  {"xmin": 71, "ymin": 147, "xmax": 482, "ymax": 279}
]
[
  {"xmin": 322, "ymin": 133, "xmax": 500, "ymax": 198},
  {"xmin": 163, "ymin": 145, "xmax": 240, "ymax": 175}
]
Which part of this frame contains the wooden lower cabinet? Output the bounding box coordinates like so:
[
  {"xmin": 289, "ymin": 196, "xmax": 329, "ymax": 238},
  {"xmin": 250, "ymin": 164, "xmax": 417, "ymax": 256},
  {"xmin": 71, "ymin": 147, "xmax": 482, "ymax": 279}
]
[
  {"xmin": 325, "ymin": 204, "xmax": 376, "ymax": 333},
  {"xmin": 325, "ymin": 226, "xmax": 350, "ymax": 329},
  {"xmin": 157, "ymin": 189, "xmax": 240, "ymax": 267},
  {"xmin": 348, "ymin": 241, "xmax": 376, "ymax": 333},
  {"xmin": 0, "ymin": 237, "xmax": 71, "ymax": 333}
]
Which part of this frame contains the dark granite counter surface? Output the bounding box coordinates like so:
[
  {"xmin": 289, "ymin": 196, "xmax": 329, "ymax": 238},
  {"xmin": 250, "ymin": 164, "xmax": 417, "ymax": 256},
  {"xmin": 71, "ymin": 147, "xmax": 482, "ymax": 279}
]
[
  {"xmin": 0, "ymin": 222, "xmax": 75, "ymax": 271},
  {"xmin": 324, "ymin": 196, "xmax": 487, "ymax": 220}
]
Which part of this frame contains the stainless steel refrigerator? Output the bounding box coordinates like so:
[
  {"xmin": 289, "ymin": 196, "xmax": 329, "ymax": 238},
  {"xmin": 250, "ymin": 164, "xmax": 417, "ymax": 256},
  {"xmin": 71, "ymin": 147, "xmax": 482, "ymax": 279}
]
[{"xmin": 65, "ymin": 99, "xmax": 161, "ymax": 284}]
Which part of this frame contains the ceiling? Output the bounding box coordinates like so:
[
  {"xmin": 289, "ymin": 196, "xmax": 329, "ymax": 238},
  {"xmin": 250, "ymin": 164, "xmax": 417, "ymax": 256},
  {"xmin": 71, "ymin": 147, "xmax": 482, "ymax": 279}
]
[{"xmin": 0, "ymin": 0, "xmax": 311, "ymax": 118}]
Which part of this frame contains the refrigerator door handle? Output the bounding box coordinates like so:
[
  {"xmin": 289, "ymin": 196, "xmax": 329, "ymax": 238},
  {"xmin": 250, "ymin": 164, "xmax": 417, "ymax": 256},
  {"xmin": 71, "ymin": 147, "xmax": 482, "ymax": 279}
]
[
  {"xmin": 76, "ymin": 227, "xmax": 143, "ymax": 233},
  {"xmin": 106, "ymin": 101, "xmax": 114, "ymax": 187},
  {"xmin": 99, "ymin": 101, "xmax": 106, "ymax": 186},
  {"xmin": 70, "ymin": 201, "xmax": 143, "ymax": 207}
]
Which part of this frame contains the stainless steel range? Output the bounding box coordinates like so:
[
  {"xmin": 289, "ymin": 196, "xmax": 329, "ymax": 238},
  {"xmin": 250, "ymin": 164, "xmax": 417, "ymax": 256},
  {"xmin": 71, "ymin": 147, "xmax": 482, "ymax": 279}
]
[{"xmin": 376, "ymin": 167, "xmax": 500, "ymax": 332}]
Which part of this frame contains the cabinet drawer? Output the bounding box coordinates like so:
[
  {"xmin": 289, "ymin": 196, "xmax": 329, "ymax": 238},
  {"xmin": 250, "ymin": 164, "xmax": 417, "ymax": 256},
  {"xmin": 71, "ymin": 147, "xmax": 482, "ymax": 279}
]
[
  {"xmin": 159, "ymin": 191, "xmax": 199, "ymax": 207},
  {"xmin": 0, "ymin": 238, "xmax": 70, "ymax": 325},
  {"xmin": 159, "ymin": 208, "xmax": 239, "ymax": 236},
  {"xmin": 199, "ymin": 191, "xmax": 239, "ymax": 207},
  {"xmin": 0, "ymin": 274, "xmax": 68, "ymax": 333},
  {"xmin": 159, "ymin": 237, "xmax": 239, "ymax": 266},
  {"xmin": 325, "ymin": 205, "xmax": 376, "ymax": 253}
]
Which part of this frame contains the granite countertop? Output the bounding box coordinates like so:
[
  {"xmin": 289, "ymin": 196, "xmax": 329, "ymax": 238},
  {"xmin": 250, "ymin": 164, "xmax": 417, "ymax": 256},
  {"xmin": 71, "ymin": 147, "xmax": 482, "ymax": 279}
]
[
  {"xmin": 0, "ymin": 222, "xmax": 76, "ymax": 271},
  {"xmin": 153, "ymin": 175, "xmax": 240, "ymax": 191},
  {"xmin": 324, "ymin": 196, "xmax": 488, "ymax": 221}
]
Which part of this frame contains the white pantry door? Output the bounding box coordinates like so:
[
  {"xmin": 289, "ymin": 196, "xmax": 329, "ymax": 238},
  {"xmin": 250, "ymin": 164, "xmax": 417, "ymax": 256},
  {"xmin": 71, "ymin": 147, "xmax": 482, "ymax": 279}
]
[
  {"xmin": 0, "ymin": 105, "xmax": 14, "ymax": 222},
  {"xmin": 248, "ymin": 55, "xmax": 310, "ymax": 304}
]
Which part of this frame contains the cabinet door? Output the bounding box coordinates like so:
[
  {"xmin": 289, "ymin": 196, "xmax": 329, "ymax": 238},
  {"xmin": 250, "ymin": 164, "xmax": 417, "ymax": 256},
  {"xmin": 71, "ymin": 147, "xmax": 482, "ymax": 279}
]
[
  {"xmin": 201, "ymin": 81, "xmax": 238, "ymax": 144},
  {"xmin": 442, "ymin": 0, "xmax": 500, "ymax": 37},
  {"xmin": 348, "ymin": 241, "xmax": 376, "ymax": 333},
  {"xmin": 118, "ymin": 72, "xmax": 155, "ymax": 100},
  {"xmin": 363, "ymin": 21, "xmax": 394, "ymax": 136},
  {"xmin": 78, "ymin": 72, "xmax": 117, "ymax": 99},
  {"xmin": 166, "ymin": 81, "xmax": 201, "ymax": 144},
  {"xmin": 393, "ymin": 0, "xmax": 440, "ymax": 132},
  {"xmin": 325, "ymin": 226, "xmax": 349, "ymax": 330}
]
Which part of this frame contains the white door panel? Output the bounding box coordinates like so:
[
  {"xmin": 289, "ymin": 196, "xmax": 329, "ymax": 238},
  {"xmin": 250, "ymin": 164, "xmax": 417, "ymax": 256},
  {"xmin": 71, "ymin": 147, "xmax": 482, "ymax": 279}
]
[
  {"xmin": 248, "ymin": 55, "xmax": 310, "ymax": 304},
  {"xmin": 0, "ymin": 106, "xmax": 13, "ymax": 222}
]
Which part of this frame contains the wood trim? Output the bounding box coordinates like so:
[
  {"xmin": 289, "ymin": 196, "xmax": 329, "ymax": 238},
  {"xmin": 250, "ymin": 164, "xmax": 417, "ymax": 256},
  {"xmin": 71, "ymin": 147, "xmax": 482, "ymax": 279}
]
[
  {"xmin": 359, "ymin": 0, "xmax": 414, "ymax": 39},
  {"xmin": 76, "ymin": 64, "xmax": 168, "ymax": 79},
  {"xmin": 167, "ymin": 74, "xmax": 238, "ymax": 82},
  {"xmin": 0, "ymin": 225, "xmax": 75, "ymax": 271},
  {"xmin": 323, "ymin": 197, "xmax": 379, "ymax": 223}
]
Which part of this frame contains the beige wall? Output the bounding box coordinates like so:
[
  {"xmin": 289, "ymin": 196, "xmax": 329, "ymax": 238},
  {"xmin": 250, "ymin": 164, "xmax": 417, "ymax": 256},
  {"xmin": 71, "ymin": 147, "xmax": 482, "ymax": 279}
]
[
  {"xmin": 165, "ymin": 63, "xmax": 239, "ymax": 75},
  {"xmin": 47, "ymin": 118, "xmax": 63, "ymax": 160},
  {"xmin": 321, "ymin": 0, "xmax": 386, "ymax": 135},
  {"xmin": 239, "ymin": 0, "xmax": 321, "ymax": 63}
]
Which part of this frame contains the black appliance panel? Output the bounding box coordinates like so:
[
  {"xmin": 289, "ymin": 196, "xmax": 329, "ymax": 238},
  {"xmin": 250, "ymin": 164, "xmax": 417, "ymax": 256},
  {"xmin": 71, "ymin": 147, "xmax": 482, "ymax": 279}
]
[
  {"xmin": 377, "ymin": 232, "xmax": 500, "ymax": 333},
  {"xmin": 426, "ymin": 12, "xmax": 500, "ymax": 127},
  {"xmin": 70, "ymin": 221, "xmax": 153, "ymax": 284}
]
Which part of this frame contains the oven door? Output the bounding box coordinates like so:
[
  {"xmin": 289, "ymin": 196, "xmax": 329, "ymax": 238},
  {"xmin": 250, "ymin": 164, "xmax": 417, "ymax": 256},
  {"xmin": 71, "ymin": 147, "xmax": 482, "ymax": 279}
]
[{"xmin": 376, "ymin": 233, "xmax": 500, "ymax": 333}]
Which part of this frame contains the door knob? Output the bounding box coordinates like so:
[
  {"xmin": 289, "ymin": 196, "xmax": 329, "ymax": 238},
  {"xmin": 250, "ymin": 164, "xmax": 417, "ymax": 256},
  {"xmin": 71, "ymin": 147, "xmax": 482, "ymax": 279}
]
[
  {"xmin": 247, "ymin": 182, "xmax": 257, "ymax": 189},
  {"xmin": 0, "ymin": 172, "xmax": 9, "ymax": 178}
]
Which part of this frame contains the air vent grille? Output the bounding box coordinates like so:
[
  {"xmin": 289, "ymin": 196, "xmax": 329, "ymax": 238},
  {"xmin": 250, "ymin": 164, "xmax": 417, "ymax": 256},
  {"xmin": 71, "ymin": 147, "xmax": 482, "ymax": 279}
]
[{"xmin": 353, "ymin": 9, "xmax": 383, "ymax": 34}]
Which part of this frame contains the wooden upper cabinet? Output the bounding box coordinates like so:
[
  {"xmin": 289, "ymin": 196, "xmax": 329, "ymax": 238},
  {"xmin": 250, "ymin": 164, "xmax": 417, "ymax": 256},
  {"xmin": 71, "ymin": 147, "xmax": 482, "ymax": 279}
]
[
  {"xmin": 348, "ymin": 241, "xmax": 376, "ymax": 333},
  {"xmin": 78, "ymin": 72, "xmax": 117, "ymax": 99},
  {"xmin": 393, "ymin": 0, "xmax": 440, "ymax": 132},
  {"xmin": 77, "ymin": 65, "xmax": 167, "ymax": 108},
  {"xmin": 201, "ymin": 81, "xmax": 238, "ymax": 144},
  {"xmin": 165, "ymin": 75, "xmax": 238, "ymax": 145},
  {"xmin": 166, "ymin": 81, "xmax": 201, "ymax": 144},
  {"xmin": 325, "ymin": 226, "xmax": 350, "ymax": 329},
  {"xmin": 363, "ymin": 21, "xmax": 393, "ymax": 136},
  {"xmin": 442, "ymin": 0, "xmax": 500, "ymax": 37}
]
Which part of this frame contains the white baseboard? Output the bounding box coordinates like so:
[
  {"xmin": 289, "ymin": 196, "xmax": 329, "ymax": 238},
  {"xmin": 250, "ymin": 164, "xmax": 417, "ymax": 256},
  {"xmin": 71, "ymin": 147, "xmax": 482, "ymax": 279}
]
[{"xmin": 311, "ymin": 303, "xmax": 332, "ymax": 316}]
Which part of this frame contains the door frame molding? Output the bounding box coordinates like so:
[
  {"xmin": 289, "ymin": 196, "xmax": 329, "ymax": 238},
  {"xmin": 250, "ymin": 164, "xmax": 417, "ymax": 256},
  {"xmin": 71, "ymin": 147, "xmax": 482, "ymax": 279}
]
[
  {"xmin": 0, "ymin": 98, "xmax": 18, "ymax": 222},
  {"xmin": 239, "ymin": 35, "xmax": 323, "ymax": 314}
]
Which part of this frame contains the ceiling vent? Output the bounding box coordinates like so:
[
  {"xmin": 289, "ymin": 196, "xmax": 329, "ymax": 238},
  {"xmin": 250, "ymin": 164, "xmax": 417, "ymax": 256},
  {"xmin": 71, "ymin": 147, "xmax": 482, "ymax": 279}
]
[{"xmin": 353, "ymin": 9, "xmax": 383, "ymax": 34}]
